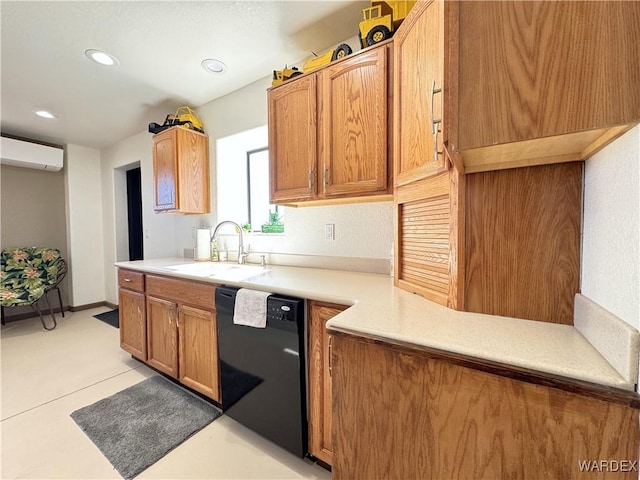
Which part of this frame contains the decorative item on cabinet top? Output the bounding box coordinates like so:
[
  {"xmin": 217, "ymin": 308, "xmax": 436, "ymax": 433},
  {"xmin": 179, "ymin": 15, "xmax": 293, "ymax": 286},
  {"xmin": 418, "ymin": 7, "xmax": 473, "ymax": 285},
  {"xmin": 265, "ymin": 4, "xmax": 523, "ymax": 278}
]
[{"xmin": 148, "ymin": 106, "xmax": 204, "ymax": 134}]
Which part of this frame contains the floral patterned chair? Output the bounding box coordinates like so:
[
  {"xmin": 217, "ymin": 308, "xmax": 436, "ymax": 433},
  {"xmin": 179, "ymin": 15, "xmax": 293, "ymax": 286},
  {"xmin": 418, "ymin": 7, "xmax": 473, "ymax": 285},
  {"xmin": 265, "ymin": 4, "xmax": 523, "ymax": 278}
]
[{"xmin": 0, "ymin": 247, "xmax": 67, "ymax": 330}]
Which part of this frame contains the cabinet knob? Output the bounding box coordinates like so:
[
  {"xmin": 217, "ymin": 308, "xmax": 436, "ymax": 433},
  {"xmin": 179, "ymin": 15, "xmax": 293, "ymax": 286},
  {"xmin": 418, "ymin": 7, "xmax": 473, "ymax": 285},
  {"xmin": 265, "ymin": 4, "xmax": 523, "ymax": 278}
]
[{"xmin": 124, "ymin": 278, "xmax": 132, "ymax": 282}]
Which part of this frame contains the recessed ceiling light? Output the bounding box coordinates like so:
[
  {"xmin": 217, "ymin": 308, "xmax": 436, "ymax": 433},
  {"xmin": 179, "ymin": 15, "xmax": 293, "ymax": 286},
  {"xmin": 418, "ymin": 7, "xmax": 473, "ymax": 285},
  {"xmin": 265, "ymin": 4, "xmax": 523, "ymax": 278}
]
[
  {"xmin": 85, "ymin": 49, "xmax": 119, "ymax": 66},
  {"xmin": 201, "ymin": 59, "xmax": 228, "ymax": 75},
  {"xmin": 34, "ymin": 110, "xmax": 58, "ymax": 119}
]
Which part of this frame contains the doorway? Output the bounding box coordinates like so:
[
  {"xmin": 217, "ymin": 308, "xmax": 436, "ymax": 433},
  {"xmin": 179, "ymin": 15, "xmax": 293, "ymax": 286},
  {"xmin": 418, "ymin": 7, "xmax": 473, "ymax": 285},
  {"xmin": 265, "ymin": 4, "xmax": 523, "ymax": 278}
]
[{"xmin": 126, "ymin": 167, "xmax": 143, "ymax": 260}]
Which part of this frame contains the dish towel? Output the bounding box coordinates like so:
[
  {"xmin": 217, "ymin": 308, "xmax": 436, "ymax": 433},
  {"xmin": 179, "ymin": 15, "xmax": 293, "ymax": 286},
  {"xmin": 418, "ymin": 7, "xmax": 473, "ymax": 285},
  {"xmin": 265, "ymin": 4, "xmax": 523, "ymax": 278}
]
[{"xmin": 233, "ymin": 288, "xmax": 270, "ymax": 328}]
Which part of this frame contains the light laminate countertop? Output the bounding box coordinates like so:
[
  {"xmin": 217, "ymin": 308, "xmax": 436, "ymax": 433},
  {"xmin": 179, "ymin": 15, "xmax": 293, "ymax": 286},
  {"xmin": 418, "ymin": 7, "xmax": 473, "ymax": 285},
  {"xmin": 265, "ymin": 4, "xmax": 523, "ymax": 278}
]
[{"xmin": 115, "ymin": 257, "xmax": 636, "ymax": 392}]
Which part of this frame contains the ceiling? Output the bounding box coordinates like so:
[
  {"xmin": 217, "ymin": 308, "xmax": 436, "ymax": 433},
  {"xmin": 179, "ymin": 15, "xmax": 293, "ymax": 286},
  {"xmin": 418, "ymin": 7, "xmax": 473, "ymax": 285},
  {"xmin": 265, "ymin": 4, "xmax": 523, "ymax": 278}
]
[{"xmin": 1, "ymin": 0, "xmax": 368, "ymax": 150}]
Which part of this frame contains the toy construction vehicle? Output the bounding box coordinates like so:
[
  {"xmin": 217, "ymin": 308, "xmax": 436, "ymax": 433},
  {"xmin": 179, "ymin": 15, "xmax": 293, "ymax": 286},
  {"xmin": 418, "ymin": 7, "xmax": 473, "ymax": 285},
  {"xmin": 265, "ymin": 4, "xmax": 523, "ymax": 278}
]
[
  {"xmin": 272, "ymin": 66, "xmax": 303, "ymax": 86},
  {"xmin": 359, "ymin": 1, "xmax": 415, "ymax": 47},
  {"xmin": 303, "ymin": 43, "xmax": 353, "ymax": 73},
  {"xmin": 272, "ymin": 43, "xmax": 353, "ymax": 86},
  {"xmin": 148, "ymin": 106, "xmax": 204, "ymax": 134}
]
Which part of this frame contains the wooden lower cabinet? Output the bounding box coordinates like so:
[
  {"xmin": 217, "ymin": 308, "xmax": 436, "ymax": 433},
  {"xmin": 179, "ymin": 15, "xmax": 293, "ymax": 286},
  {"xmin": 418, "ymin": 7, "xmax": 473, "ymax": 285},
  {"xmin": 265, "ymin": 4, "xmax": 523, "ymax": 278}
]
[
  {"xmin": 119, "ymin": 288, "xmax": 146, "ymax": 360},
  {"xmin": 146, "ymin": 296, "xmax": 179, "ymax": 378},
  {"xmin": 146, "ymin": 294, "xmax": 221, "ymax": 402},
  {"xmin": 118, "ymin": 270, "xmax": 221, "ymax": 403},
  {"xmin": 331, "ymin": 332, "xmax": 639, "ymax": 480},
  {"xmin": 308, "ymin": 301, "xmax": 347, "ymax": 466},
  {"xmin": 178, "ymin": 305, "xmax": 219, "ymax": 401}
]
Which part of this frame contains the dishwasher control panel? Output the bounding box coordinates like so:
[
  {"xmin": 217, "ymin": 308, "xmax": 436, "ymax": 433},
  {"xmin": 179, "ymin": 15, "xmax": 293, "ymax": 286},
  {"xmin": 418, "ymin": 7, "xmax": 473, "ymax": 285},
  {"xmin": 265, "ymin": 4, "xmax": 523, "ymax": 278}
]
[{"xmin": 266, "ymin": 295, "xmax": 304, "ymax": 327}]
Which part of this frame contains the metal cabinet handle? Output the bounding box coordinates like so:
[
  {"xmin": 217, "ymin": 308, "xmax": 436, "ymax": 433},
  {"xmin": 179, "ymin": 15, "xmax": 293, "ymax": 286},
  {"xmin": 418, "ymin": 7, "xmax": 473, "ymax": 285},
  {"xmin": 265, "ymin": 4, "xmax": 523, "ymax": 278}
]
[
  {"xmin": 124, "ymin": 278, "xmax": 131, "ymax": 282},
  {"xmin": 323, "ymin": 166, "xmax": 329, "ymax": 189},
  {"xmin": 308, "ymin": 168, "xmax": 314, "ymax": 190},
  {"xmin": 176, "ymin": 308, "xmax": 180, "ymax": 328},
  {"xmin": 168, "ymin": 310, "xmax": 172, "ymax": 326},
  {"xmin": 328, "ymin": 336, "xmax": 332, "ymax": 377},
  {"xmin": 431, "ymin": 80, "xmax": 443, "ymax": 163},
  {"xmin": 137, "ymin": 298, "xmax": 141, "ymax": 314}
]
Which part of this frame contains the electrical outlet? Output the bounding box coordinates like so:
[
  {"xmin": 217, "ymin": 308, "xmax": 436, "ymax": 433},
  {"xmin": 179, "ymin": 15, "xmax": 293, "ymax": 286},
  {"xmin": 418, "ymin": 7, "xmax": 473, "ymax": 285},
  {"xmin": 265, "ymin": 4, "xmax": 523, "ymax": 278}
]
[{"xmin": 325, "ymin": 224, "xmax": 335, "ymax": 240}]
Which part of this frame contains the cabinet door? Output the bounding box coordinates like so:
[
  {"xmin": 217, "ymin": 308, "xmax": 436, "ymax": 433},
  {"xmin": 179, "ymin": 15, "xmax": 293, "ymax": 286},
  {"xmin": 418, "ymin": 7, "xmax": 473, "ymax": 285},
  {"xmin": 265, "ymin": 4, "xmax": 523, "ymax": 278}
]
[
  {"xmin": 153, "ymin": 128, "xmax": 178, "ymax": 211},
  {"xmin": 394, "ymin": 0, "xmax": 446, "ymax": 186},
  {"xmin": 146, "ymin": 296, "xmax": 179, "ymax": 377},
  {"xmin": 395, "ymin": 170, "xmax": 465, "ymax": 310},
  {"xmin": 178, "ymin": 305, "xmax": 220, "ymax": 402},
  {"xmin": 268, "ymin": 75, "xmax": 318, "ymax": 203},
  {"xmin": 319, "ymin": 45, "xmax": 389, "ymax": 197},
  {"xmin": 119, "ymin": 288, "xmax": 146, "ymax": 360},
  {"xmin": 457, "ymin": 1, "xmax": 640, "ymax": 151},
  {"xmin": 308, "ymin": 301, "xmax": 347, "ymax": 466},
  {"xmin": 175, "ymin": 127, "xmax": 210, "ymax": 214}
]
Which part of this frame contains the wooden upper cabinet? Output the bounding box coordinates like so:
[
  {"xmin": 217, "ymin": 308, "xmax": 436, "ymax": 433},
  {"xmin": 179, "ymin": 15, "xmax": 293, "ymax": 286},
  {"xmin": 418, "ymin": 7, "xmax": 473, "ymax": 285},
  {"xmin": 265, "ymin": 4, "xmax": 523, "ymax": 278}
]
[
  {"xmin": 153, "ymin": 131, "xmax": 178, "ymax": 210},
  {"xmin": 268, "ymin": 42, "xmax": 392, "ymax": 205},
  {"xmin": 394, "ymin": 0, "xmax": 447, "ymax": 186},
  {"xmin": 268, "ymin": 75, "xmax": 317, "ymax": 203},
  {"xmin": 457, "ymin": 1, "xmax": 640, "ymax": 156},
  {"xmin": 152, "ymin": 126, "xmax": 210, "ymax": 214},
  {"xmin": 394, "ymin": 0, "xmax": 640, "ymax": 174},
  {"xmin": 319, "ymin": 46, "xmax": 389, "ymax": 197}
]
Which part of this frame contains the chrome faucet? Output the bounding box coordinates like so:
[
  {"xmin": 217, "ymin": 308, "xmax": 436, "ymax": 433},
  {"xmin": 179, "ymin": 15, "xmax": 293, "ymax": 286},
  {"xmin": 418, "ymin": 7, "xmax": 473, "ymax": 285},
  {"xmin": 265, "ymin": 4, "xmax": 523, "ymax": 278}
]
[{"xmin": 211, "ymin": 220, "xmax": 248, "ymax": 264}]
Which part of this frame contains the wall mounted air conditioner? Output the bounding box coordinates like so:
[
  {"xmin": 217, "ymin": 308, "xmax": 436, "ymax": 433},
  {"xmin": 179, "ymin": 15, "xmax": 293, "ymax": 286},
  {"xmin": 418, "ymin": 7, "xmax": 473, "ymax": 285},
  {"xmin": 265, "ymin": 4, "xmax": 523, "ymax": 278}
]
[{"xmin": 0, "ymin": 136, "xmax": 64, "ymax": 172}]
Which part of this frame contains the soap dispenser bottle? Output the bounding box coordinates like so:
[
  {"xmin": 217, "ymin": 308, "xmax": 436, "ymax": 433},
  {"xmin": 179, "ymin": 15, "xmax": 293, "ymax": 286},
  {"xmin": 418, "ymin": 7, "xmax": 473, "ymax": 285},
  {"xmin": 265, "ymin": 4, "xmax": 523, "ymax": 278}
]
[{"xmin": 211, "ymin": 240, "xmax": 219, "ymax": 262}]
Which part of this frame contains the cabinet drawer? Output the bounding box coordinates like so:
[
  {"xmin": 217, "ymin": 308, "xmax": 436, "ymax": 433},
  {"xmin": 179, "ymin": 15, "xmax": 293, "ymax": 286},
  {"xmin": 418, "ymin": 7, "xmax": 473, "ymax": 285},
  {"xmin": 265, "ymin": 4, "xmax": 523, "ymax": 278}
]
[
  {"xmin": 118, "ymin": 269, "xmax": 144, "ymax": 292},
  {"xmin": 146, "ymin": 275, "xmax": 216, "ymax": 310}
]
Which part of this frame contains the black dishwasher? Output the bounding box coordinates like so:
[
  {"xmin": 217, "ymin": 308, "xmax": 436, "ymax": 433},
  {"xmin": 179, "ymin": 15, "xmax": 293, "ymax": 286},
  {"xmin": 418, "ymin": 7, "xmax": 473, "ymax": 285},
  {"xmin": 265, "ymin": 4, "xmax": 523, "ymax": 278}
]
[{"xmin": 215, "ymin": 286, "xmax": 307, "ymax": 457}]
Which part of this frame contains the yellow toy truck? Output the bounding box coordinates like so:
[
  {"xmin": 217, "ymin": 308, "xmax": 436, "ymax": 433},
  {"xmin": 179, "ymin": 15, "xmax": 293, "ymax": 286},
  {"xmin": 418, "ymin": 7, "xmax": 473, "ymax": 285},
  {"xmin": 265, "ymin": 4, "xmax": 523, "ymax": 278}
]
[
  {"xmin": 359, "ymin": 0, "xmax": 416, "ymax": 47},
  {"xmin": 271, "ymin": 43, "xmax": 353, "ymax": 86},
  {"xmin": 271, "ymin": 67, "xmax": 303, "ymax": 86},
  {"xmin": 303, "ymin": 43, "xmax": 353, "ymax": 73}
]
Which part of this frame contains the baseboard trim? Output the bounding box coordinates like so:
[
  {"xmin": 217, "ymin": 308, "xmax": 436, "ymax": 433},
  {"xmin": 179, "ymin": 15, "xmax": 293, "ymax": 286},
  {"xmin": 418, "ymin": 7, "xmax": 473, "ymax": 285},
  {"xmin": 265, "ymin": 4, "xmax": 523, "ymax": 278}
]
[
  {"xmin": 1, "ymin": 306, "xmax": 67, "ymax": 324},
  {"xmin": 69, "ymin": 301, "xmax": 116, "ymax": 312},
  {"xmin": 2, "ymin": 301, "xmax": 117, "ymax": 325}
]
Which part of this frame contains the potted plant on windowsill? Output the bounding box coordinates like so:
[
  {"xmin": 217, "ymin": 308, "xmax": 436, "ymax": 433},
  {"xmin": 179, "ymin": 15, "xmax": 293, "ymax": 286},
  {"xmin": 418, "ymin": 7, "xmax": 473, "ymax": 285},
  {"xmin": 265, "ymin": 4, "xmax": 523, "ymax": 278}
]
[{"xmin": 261, "ymin": 211, "xmax": 284, "ymax": 233}]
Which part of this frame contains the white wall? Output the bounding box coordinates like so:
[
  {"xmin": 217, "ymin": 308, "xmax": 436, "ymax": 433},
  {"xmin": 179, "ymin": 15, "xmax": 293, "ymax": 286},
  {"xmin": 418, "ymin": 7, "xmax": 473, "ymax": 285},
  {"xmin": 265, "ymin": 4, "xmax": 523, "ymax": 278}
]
[
  {"xmin": 100, "ymin": 131, "xmax": 176, "ymax": 304},
  {"xmin": 64, "ymin": 144, "xmax": 106, "ymax": 306},
  {"xmin": 581, "ymin": 125, "xmax": 640, "ymax": 331}
]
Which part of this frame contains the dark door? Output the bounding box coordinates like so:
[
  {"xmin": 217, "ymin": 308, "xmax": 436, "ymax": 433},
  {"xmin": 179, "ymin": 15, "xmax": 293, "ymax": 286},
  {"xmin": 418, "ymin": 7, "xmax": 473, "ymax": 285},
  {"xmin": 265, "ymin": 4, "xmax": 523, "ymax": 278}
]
[{"xmin": 126, "ymin": 167, "xmax": 143, "ymax": 260}]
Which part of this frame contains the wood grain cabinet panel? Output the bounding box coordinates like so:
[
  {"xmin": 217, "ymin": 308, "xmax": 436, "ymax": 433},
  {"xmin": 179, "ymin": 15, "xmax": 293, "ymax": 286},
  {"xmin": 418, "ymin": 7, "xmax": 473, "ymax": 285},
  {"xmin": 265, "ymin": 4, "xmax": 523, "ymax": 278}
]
[
  {"xmin": 308, "ymin": 301, "xmax": 347, "ymax": 466},
  {"xmin": 319, "ymin": 46, "xmax": 389, "ymax": 197},
  {"xmin": 268, "ymin": 75, "xmax": 317, "ymax": 203},
  {"xmin": 465, "ymin": 163, "xmax": 582, "ymax": 324},
  {"xmin": 394, "ymin": 0, "xmax": 640, "ymax": 174},
  {"xmin": 146, "ymin": 296, "xmax": 179, "ymax": 378},
  {"xmin": 457, "ymin": 1, "xmax": 640, "ymax": 153},
  {"xmin": 331, "ymin": 333, "xmax": 640, "ymax": 480},
  {"xmin": 118, "ymin": 288, "xmax": 146, "ymax": 361},
  {"xmin": 268, "ymin": 42, "xmax": 392, "ymax": 205},
  {"xmin": 152, "ymin": 126, "xmax": 210, "ymax": 214},
  {"xmin": 178, "ymin": 305, "xmax": 220, "ymax": 402},
  {"xmin": 393, "ymin": 0, "xmax": 446, "ymax": 186}
]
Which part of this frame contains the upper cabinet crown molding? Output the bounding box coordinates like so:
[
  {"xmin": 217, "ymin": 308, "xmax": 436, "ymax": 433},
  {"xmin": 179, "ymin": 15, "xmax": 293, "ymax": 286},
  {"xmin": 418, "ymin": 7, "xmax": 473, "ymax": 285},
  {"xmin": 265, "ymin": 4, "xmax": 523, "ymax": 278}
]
[
  {"xmin": 152, "ymin": 126, "xmax": 210, "ymax": 214},
  {"xmin": 268, "ymin": 42, "xmax": 393, "ymax": 206}
]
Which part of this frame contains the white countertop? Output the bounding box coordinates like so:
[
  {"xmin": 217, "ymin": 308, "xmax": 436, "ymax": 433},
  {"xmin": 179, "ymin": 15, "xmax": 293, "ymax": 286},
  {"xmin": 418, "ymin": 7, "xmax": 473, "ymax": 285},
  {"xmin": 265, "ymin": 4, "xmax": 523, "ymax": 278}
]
[{"xmin": 115, "ymin": 257, "xmax": 636, "ymax": 392}]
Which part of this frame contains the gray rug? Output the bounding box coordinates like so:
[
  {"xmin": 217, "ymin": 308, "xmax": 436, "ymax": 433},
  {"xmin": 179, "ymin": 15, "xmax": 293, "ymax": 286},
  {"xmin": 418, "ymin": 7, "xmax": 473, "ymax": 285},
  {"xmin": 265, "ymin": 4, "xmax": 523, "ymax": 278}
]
[{"xmin": 71, "ymin": 376, "xmax": 221, "ymax": 479}]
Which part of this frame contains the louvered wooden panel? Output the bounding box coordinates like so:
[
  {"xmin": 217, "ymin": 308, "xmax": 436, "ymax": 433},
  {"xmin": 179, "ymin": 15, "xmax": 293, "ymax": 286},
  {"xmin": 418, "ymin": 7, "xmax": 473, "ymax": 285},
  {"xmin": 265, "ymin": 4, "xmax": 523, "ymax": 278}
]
[{"xmin": 399, "ymin": 193, "xmax": 451, "ymax": 305}]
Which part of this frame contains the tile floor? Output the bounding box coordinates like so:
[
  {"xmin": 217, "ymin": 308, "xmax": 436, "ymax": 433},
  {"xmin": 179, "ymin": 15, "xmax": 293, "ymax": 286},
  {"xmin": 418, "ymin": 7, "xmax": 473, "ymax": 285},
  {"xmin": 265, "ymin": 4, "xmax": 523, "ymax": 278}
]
[{"xmin": 0, "ymin": 308, "xmax": 331, "ymax": 479}]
